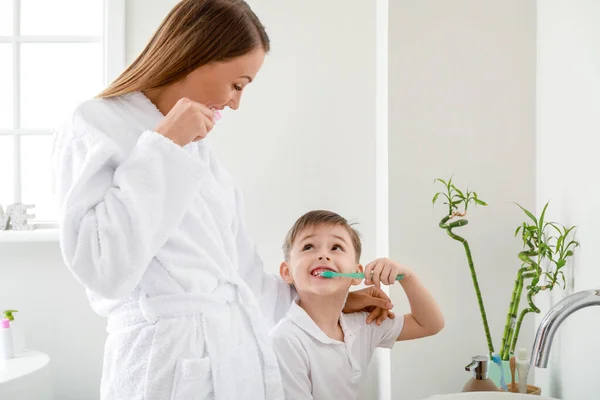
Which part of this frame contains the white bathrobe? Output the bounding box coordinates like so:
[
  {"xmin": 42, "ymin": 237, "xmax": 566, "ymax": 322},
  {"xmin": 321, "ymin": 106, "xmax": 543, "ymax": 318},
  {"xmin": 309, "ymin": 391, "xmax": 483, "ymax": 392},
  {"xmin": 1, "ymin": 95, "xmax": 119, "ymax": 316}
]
[{"xmin": 51, "ymin": 92, "xmax": 294, "ymax": 400}]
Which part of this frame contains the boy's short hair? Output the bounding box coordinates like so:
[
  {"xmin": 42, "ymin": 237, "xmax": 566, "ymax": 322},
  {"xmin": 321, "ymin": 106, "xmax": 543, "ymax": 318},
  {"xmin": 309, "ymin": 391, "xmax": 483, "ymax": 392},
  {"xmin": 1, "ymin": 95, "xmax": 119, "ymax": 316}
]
[{"xmin": 283, "ymin": 210, "xmax": 362, "ymax": 262}]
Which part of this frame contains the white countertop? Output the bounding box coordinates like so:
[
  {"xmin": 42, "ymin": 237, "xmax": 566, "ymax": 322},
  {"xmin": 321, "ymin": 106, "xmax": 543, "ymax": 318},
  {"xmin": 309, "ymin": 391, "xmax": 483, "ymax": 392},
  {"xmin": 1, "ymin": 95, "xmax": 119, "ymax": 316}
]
[
  {"xmin": 0, "ymin": 350, "xmax": 53, "ymax": 400},
  {"xmin": 0, "ymin": 350, "xmax": 50, "ymax": 383}
]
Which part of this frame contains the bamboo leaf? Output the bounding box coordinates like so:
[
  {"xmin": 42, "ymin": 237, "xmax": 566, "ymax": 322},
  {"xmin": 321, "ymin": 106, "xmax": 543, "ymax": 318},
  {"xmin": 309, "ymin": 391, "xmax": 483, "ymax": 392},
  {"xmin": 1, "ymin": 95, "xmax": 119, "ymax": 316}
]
[
  {"xmin": 539, "ymin": 202, "xmax": 550, "ymax": 229},
  {"xmin": 453, "ymin": 186, "xmax": 465, "ymax": 198},
  {"xmin": 563, "ymin": 226, "xmax": 577, "ymax": 236},
  {"xmin": 542, "ymin": 272, "xmax": 552, "ymax": 282},
  {"xmin": 474, "ymin": 198, "xmax": 488, "ymax": 206},
  {"xmin": 548, "ymin": 222, "xmax": 562, "ymax": 235},
  {"xmin": 432, "ymin": 192, "xmax": 440, "ymax": 205},
  {"xmin": 515, "ymin": 203, "xmax": 538, "ymax": 224},
  {"xmin": 566, "ymin": 240, "xmax": 579, "ymax": 249},
  {"xmin": 555, "ymin": 235, "xmax": 564, "ymax": 252}
]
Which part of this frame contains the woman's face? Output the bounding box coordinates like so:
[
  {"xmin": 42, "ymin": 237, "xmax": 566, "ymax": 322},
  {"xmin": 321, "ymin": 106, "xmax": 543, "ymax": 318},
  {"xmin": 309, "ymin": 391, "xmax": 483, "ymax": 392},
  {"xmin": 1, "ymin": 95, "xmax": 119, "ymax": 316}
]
[{"xmin": 175, "ymin": 48, "xmax": 266, "ymax": 111}]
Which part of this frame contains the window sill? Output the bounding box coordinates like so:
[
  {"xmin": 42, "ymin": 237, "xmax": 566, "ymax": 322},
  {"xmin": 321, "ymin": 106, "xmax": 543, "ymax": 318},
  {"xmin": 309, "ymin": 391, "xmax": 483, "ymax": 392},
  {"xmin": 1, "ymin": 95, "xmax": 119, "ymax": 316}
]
[{"xmin": 0, "ymin": 228, "xmax": 59, "ymax": 243}]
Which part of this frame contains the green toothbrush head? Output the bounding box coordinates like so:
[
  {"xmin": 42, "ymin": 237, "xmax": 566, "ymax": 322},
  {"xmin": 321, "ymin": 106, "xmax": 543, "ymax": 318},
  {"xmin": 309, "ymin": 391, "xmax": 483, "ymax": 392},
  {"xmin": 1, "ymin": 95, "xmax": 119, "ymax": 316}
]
[{"xmin": 319, "ymin": 270, "xmax": 336, "ymax": 278}]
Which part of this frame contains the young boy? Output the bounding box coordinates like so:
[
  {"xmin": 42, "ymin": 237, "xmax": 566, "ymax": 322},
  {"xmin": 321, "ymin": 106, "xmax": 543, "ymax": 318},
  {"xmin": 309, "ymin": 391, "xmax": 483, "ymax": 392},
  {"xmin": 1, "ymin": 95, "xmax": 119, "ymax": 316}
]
[{"xmin": 271, "ymin": 210, "xmax": 445, "ymax": 400}]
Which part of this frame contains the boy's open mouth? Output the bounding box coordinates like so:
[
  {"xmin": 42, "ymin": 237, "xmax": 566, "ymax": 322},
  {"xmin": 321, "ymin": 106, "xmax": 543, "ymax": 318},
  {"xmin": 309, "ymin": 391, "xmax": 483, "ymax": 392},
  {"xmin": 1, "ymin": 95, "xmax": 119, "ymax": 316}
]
[{"xmin": 310, "ymin": 266, "xmax": 336, "ymax": 277}]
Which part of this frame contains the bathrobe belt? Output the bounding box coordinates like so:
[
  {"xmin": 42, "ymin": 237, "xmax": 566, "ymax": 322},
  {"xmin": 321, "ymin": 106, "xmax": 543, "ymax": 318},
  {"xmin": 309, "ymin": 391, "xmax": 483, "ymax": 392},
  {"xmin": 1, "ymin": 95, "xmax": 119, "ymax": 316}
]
[{"xmin": 107, "ymin": 281, "xmax": 284, "ymax": 400}]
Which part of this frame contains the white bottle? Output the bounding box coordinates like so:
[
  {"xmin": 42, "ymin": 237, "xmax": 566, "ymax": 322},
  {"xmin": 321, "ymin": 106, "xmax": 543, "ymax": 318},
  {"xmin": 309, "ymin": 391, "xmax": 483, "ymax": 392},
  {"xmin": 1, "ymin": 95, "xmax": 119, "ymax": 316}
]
[
  {"xmin": 3, "ymin": 310, "xmax": 25, "ymax": 354},
  {"xmin": 516, "ymin": 348, "xmax": 531, "ymax": 394},
  {"xmin": 0, "ymin": 318, "xmax": 14, "ymax": 360}
]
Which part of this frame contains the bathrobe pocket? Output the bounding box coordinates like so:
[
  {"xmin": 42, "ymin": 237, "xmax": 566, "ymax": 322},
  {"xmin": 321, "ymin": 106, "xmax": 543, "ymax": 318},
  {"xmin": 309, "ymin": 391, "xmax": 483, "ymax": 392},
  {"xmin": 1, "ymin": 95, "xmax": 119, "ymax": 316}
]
[{"xmin": 171, "ymin": 357, "xmax": 213, "ymax": 400}]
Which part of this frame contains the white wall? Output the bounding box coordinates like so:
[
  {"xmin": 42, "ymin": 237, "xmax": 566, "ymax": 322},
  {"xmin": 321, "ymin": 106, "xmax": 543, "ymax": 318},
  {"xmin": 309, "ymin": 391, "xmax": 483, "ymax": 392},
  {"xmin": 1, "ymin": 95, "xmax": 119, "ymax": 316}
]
[
  {"xmin": 536, "ymin": 1, "xmax": 600, "ymax": 399},
  {"xmin": 0, "ymin": 244, "xmax": 106, "ymax": 400},
  {"xmin": 126, "ymin": 0, "xmax": 178, "ymax": 58},
  {"xmin": 1, "ymin": 0, "xmax": 381, "ymax": 399},
  {"xmin": 388, "ymin": 1, "xmax": 536, "ymax": 399},
  {"xmin": 4, "ymin": 1, "xmax": 562, "ymax": 399},
  {"xmin": 210, "ymin": 1, "xmax": 380, "ymax": 397}
]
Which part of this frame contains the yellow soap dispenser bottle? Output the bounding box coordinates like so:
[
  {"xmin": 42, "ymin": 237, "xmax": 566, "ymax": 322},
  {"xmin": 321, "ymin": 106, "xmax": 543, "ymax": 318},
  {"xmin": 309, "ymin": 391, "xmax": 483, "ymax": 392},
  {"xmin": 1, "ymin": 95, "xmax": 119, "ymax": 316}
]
[{"xmin": 462, "ymin": 355, "xmax": 499, "ymax": 392}]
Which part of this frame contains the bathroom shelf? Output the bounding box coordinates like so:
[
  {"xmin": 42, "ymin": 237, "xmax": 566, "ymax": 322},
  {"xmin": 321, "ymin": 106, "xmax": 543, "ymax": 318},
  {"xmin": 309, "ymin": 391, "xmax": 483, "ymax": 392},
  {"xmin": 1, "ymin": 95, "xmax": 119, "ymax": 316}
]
[
  {"xmin": 0, "ymin": 229, "xmax": 59, "ymax": 243},
  {"xmin": 0, "ymin": 350, "xmax": 53, "ymax": 399}
]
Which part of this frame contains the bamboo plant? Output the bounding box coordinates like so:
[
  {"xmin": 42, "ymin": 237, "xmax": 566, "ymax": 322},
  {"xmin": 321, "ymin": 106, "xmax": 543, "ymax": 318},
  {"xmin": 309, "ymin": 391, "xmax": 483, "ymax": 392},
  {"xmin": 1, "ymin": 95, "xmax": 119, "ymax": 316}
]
[
  {"xmin": 498, "ymin": 202, "xmax": 579, "ymax": 360},
  {"xmin": 433, "ymin": 177, "xmax": 579, "ymax": 361},
  {"xmin": 432, "ymin": 177, "xmax": 495, "ymax": 354}
]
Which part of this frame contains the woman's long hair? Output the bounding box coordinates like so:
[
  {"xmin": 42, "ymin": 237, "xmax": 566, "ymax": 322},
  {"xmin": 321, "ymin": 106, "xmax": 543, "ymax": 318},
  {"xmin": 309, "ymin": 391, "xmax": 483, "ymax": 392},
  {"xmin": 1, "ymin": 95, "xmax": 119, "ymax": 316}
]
[{"xmin": 97, "ymin": 0, "xmax": 269, "ymax": 98}]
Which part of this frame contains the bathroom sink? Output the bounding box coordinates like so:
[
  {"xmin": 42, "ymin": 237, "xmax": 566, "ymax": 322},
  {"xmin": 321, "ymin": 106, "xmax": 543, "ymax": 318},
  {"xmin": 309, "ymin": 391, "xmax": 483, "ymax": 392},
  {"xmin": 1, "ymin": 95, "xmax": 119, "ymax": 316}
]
[{"xmin": 425, "ymin": 393, "xmax": 558, "ymax": 400}]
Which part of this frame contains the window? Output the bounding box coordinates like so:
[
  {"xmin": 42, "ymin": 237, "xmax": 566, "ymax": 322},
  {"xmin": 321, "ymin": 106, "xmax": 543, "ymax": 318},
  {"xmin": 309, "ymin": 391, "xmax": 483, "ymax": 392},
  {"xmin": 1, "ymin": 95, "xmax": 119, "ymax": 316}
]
[{"xmin": 0, "ymin": 0, "xmax": 125, "ymax": 223}]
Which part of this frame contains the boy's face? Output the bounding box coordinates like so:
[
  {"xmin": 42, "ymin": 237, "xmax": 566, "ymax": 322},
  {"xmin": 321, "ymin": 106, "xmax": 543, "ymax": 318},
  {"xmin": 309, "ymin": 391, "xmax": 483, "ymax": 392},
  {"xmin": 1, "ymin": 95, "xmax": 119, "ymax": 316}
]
[{"xmin": 280, "ymin": 223, "xmax": 363, "ymax": 297}]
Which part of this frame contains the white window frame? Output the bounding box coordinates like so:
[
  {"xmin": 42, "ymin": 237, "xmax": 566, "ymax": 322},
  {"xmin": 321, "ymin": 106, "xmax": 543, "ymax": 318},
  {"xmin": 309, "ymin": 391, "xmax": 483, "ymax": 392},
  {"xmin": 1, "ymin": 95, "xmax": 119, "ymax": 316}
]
[{"xmin": 0, "ymin": 0, "xmax": 125, "ymax": 241}]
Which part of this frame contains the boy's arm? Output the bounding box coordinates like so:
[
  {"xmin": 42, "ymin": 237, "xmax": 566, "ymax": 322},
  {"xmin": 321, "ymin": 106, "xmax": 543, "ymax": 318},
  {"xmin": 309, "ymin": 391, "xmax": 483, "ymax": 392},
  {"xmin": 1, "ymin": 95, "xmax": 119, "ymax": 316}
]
[
  {"xmin": 396, "ymin": 274, "xmax": 445, "ymax": 341},
  {"xmin": 272, "ymin": 334, "xmax": 314, "ymax": 399}
]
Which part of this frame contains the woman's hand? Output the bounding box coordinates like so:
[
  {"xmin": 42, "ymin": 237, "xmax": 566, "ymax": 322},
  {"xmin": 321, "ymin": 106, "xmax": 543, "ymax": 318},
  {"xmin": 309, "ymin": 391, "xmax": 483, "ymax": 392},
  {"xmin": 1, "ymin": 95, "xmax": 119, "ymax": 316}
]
[
  {"xmin": 363, "ymin": 257, "xmax": 412, "ymax": 288},
  {"xmin": 343, "ymin": 286, "xmax": 396, "ymax": 325},
  {"xmin": 155, "ymin": 97, "xmax": 215, "ymax": 146}
]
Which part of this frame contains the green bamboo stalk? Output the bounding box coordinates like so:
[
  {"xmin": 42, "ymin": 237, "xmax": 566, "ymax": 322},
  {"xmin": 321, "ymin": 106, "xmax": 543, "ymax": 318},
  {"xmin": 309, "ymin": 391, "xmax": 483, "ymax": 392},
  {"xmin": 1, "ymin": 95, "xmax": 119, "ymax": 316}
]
[
  {"xmin": 505, "ymin": 245, "xmax": 543, "ymax": 356},
  {"xmin": 510, "ymin": 289, "xmax": 541, "ymax": 353},
  {"xmin": 499, "ymin": 269, "xmax": 536, "ymax": 360},
  {"xmin": 499, "ymin": 247, "xmax": 537, "ymax": 359},
  {"xmin": 500, "ymin": 270, "xmax": 524, "ymax": 360},
  {"xmin": 440, "ymin": 216, "xmax": 495, "ymax": 354},
  {"xmin": 434, "ymin": 178, "xmax": 492, "ymax": 354}
]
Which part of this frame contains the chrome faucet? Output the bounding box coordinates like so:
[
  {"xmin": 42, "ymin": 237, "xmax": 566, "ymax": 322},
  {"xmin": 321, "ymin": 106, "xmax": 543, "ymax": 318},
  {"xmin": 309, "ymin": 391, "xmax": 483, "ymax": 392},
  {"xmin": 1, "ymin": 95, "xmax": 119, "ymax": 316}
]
[{"xmin": 531, "ymin": 289, "xmax": 600, "ymax": 368}]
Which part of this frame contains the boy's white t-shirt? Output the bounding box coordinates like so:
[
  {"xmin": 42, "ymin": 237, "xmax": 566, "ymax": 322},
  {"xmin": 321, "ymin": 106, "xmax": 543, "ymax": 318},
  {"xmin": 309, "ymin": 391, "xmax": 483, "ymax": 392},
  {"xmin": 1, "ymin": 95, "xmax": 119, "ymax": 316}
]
[{"xmin": 271, "ymin": 300, "xmax": 404, "ymax": 400}]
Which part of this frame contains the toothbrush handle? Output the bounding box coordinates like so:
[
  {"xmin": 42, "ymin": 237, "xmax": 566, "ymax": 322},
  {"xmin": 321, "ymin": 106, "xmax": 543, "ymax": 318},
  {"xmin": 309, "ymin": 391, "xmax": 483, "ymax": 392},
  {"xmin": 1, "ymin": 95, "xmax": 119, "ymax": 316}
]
[
  {"xmin": 334, "ymin": 272, "xmax": 405, "ymax": 280},
  {"xmin": 361, "ymin": 273, "xmax": 404, "ymax": 281}
]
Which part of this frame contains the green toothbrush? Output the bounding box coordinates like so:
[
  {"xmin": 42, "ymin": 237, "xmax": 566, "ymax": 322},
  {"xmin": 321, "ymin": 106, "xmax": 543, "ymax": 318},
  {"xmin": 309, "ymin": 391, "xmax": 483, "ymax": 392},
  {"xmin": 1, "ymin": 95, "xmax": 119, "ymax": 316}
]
[{"xmin": 319, "ymin": 270, "xmax": 404, "ymax": 281}]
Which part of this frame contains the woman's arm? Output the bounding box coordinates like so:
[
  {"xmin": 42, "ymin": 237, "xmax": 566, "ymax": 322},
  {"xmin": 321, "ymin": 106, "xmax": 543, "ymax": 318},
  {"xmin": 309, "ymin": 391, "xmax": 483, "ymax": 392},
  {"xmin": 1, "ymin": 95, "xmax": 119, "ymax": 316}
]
[
  {"xmin": 232, "ymin": 188, "xmax": 296, "ymax": 327},
  {"xmin": 53, "ymin": 107, "xmax": 207, "ymax": 299}
]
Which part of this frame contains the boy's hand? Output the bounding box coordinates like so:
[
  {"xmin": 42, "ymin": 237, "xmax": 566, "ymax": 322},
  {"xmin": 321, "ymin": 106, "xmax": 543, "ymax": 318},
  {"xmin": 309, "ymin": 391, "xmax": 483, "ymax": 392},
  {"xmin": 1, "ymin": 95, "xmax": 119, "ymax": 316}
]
[{"xmin": 364, "ymin": 258, "xmax": 413, "ymax": 288}]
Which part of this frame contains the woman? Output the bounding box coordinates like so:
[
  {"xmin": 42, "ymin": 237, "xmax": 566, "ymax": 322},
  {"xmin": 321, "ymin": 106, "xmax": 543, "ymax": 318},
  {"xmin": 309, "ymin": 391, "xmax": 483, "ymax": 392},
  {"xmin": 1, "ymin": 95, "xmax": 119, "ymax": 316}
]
[{"xmin": 52, "ymin": 1, "xmax": 395, "ymax": 399}]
